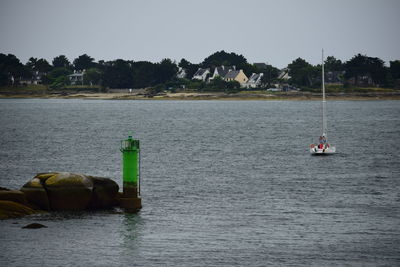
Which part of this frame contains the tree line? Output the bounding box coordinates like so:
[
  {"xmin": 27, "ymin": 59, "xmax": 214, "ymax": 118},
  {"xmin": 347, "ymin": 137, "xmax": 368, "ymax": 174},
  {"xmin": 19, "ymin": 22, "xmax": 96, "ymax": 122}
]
[
  {"xmin": 0, "ymin": 51, "xmax": 399, "ymax": 91},
  {"xmin": 288, "ymin": 55, "xmax": 400, "ymax": 89},
  {"xmin": 0, "ymin": 53, "xmax": 178, "ymax": 90}
]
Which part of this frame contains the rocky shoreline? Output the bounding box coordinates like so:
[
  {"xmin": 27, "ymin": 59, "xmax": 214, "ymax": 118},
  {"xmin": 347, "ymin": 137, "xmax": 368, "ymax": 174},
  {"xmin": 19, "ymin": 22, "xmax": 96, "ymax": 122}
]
[
  {"xmin": 1, "ymin": 90, "xmax": 400, "ymax": 100},
  {"xmin": 0, "ymin": 172, "xmax": 131, "ymax": 220}
]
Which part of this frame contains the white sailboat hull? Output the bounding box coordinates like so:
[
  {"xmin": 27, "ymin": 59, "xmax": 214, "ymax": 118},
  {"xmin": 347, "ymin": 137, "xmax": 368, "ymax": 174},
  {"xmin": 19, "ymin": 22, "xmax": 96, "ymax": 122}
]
[{"xmin": 310, "ymin": 146, "xmax": 336, "ymax": 155}]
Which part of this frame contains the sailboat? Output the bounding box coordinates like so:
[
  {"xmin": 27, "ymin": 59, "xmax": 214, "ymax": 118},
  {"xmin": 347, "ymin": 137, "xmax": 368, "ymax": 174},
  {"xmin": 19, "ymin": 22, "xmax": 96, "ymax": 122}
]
[{"xmin": 310, "ymin": 49, "xmax": 336, "ymax": 155}]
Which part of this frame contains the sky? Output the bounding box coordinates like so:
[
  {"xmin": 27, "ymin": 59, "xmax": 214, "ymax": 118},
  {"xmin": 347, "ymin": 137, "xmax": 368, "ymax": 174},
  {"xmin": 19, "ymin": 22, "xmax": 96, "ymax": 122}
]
[{"xmin": 0, "ymin": 0, "xmax": 399, "ymax": 68}]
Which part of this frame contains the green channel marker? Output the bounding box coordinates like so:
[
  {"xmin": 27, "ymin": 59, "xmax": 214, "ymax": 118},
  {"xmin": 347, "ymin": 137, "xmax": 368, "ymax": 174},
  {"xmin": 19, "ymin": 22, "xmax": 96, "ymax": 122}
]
[{"xmin": 120, "ymin": 134, "xmax": 140, "ymax": 190}]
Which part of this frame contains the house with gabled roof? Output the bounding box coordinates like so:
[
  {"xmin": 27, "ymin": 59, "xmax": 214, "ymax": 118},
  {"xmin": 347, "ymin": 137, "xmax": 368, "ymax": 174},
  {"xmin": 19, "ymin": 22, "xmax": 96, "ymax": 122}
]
[
  {"xmin": 278, "ymin": 68, "xmax": 291, "ymax": 80},
  {"xmin": 326, "ymin": 71, "xmax": 345, "ymax": 84},
  {"xmin": 68, "ymin": 70, "xmax": 85, "ymax": 85},
  {"xmin": 192, "ymin": 68, "xmax": 210, "ymax": 81},
  {"xmin": 347, "ymin": 74, "xmax": 374, "ymax": 87},
  {"xmin": 176, "ymin": 67, "xmax": 187, "ymax": 79},
  {"xmin": 245, "ymin": 73, "xmax": 264, "ymax": 88},
  {"xmin": 209, "ymin": 65, "xmax": 236, "ymax": 81},
  {"xmin": 224, "ymin": 69, "xmax": 248, "ymax": 87},
  {"xmin": 18, "ymin": 71, "xmax": 44, "ymax": 85}
]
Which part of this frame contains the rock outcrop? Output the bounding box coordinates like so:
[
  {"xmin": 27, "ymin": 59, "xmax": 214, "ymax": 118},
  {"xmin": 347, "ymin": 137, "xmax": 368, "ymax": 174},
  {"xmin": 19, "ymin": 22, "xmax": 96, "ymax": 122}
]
[
  {"xmin": 20, "ymin": 174, "xmax": 51, "ymax": 210},
  {"xmin": 21, "ymin": 172, "xmax": 119, "ymax": 211},
  {"xmin": 0, "ymin": 189, "xmax": 29, "ymax": 206},
  {"xmin": 0, "ymin": 200, "xmax": 39, "ymax": 219},
  {"xmin": 45, "ymin": 172, "xmax": 94, "ymax": 210},
  {"xmin": 22, "ymin": 223, "xmax": 47, "ymax": 229},
  {"xmin": 87, "ymin": 176, "xmax": 119, "ymax": 209},
  {"xmin": 1, "ymin": 172, "xmax": 120, "ymax": 219}
]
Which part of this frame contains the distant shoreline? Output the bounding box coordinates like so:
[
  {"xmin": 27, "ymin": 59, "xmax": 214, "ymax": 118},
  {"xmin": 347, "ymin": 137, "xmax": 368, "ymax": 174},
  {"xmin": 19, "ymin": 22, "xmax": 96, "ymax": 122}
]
[{"xmin": 1, "ymin": 91, "xmax": 400, "ymax": 101}]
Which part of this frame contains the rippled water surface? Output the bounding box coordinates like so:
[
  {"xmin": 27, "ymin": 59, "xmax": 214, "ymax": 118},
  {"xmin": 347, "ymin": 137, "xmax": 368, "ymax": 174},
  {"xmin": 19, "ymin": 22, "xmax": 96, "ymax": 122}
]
[{"xmin": 0, "ymin": 99, "xmax": 399, "ymax": 266}]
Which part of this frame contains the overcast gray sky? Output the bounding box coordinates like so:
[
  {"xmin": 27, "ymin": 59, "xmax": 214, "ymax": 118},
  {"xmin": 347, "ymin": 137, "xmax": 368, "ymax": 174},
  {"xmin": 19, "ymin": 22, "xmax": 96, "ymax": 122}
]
[{"xmin": 1, "ymin": 0, "xmax": 399, "ymax": 68}]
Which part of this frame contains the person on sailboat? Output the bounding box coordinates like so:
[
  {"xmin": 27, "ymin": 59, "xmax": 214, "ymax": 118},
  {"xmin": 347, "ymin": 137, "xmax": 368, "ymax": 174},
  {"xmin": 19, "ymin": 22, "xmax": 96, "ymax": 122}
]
[
  {"xmin": 317, "ymin": 136, "xmax": 326, "ymax": 149},
  {"xmin": 318, "ymin": 139, "xmax": 324, "ymax": 149},
  {"xmin": 322, "ymin": 135, "xmax": 327, "ymax": 144}
]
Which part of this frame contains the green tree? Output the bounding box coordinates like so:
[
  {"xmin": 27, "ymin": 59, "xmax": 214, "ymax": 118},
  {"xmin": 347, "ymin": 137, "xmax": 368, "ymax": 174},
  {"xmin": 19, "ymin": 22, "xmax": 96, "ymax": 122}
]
[
  {"xmin": 73, "ymin": 54, "xmax": 95, "ymax": 71},
  {"xmin": 50, "ymin": 75, "xmax": 70, "ymax": 89},
  {"xmin": 202, "ymin": 50, "xmax": 248, "ymax": 68},
  {"xmin": 83, "ymin": 68, "xmax": 102, "ymax": 85},
  {"xmin": 187, "ymin": 80, "xmax": 206, "ymax": 90},
  {"xmin": 287, "ymin": 58, "xmax": 319, "ymax": 88},
  {"xmin": 26, "ymin": 57, "xmax": 38, "ymax": 71},
  {"xmin": 324, "ymin": 56, "xmax": 343, "ymax": 71},
  {"xmin": 241, "ymin": 64, "xmax": 260, "ymax": 78},
  {"xmin": 389, "ymin": 60, "xmax": 400, "ymax": 80},
  {"xmin": 0, "ymin": 53, "xmax": 29, "ymax": 85},
  {"xmin": 35, "ymin": 58, "xmax": 52, "ymax": 73},
  {"xmin": 49, "ymin": 67, "xmax": 71, "ymax": 77},
  {"xmin": 344, "ymin": 54, "xmax": 386, "ymax": 86},
  {"xmin": 207, "ymin": 76, "xmax": 226, "ymax": 91},
  {"xmin": 260, "ymin": 65, "xmax": 280, "ymax": 88},
  {"xmin": 132, "ymin": 61, "xmax": 157, "ymax": 88},
  {"xmin": 42, "ymin": 67, "xmax": 72, "ymax": 86},
  {"xmin": 155, "ymin": 58, "xmax": 178, "ymax": 84},
  {"xmin": 52, "ymin": 55, "xmax": 71, "ymax": 69},
  {"xmin": 225, "ymin": 81, "xmax": 241, "ymax": 93},
  {"xmin": 205, "ymin": 76, "xmax": 240, "ymax": 93},
  {"xmin": 178, "ymin": 58, "xmax": 199, "ymax": 78},
  {"xmin": 101, "ymin": 59, "xmax": 134, "ymax": 88},
  {"xmin": 178, "ymin": 58, "xmax": 191, "ymax": 68},
  {"xmin": 202, "ymin": 50, "xmax": 254, "ymax": 77},
  {"xmin": 389, "ymin": 60, "xmax": 400, "ymax": 89}
]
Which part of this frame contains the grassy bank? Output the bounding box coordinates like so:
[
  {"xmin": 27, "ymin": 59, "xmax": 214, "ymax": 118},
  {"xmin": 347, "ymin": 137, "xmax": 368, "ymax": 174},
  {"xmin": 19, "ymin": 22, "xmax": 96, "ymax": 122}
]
[
  {"xmin": 0, "ymin": 84, "xmax": 103, "ymax": 94},
  {"xmin": 0, "ymin": 84, "xmax": 48, "ymax": 94},
  {"xmin": 304, "ymin": 84, "xmax": 396, "ymax": 93}
]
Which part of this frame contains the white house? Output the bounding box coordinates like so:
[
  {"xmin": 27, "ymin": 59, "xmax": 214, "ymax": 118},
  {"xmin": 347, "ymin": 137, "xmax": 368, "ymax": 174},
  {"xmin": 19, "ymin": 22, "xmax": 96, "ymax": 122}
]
[
  {"xmin": 245, "ymin": 73, "xmax": 264, "ymax": 88},
  {"xmin": 209, "ymin": 65, "xmax": 235, "ymax": 81},
  {"xmin": 19, "ymin": 71, "xmax": 44, "ymax": 85},
  {"xmin": 176, "ymin": 67, "xmax": 187, "ymax": 79},
  {"xmin": 68, "ymin": 70, "xmax": 85, "ymax": 85},
  {"xmin": 192, "ymin": 68, "xmax": 210, "ymax": 81},
  {"xmin": 278, "ymin": 68, "xmax": 291, "ymax": 80}
]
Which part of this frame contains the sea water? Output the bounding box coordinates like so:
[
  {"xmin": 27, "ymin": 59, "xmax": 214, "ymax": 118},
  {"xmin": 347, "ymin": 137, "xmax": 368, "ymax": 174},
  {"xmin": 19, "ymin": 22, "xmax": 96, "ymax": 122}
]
[{"xmin": 0, "ymin": 99, "xmax": 399, "ymax": 266}]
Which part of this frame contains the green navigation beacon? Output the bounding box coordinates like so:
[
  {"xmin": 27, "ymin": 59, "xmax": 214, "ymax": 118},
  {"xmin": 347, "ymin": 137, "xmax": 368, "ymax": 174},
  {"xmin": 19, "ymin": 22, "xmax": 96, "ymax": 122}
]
[
  {"xmin": 119, "ymin": 133, "xmax": 142, "ymax": 211},
  {"xmin": 121, "ymin": 134, "xmax": 140, "ymax": 189}
]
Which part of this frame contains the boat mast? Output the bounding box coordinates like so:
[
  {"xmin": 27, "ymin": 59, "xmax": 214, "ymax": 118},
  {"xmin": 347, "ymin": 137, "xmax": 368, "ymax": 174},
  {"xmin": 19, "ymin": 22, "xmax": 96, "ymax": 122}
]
[{"xmin": 322, "ymin": 49, "xmax": 327, "ymax": 138}]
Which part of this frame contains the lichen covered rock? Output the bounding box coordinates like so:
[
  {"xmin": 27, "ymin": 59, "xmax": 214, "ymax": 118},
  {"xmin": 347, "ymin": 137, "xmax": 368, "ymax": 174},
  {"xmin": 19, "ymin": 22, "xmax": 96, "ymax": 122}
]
[
  {"xmin": 0, "ymin": 190, "xmax": 28, "ymax": 206},
  {"xmin": 21, "ymin": 176, "xmax": 50, "ymax": 210},
  {"xmin": 15, "ymin": 172, "xmax": 120, "ymax": 213},
  {"xmin": 87, "ymin": 176, "xmax": 119, "ymax": 209},
  {"xmin": 0, "ymin": 200, "xmax": 38, "ymax": 219},
  {"xmin": 45, "ymin": 172, "xmax": 94, "ymax": 211}
]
